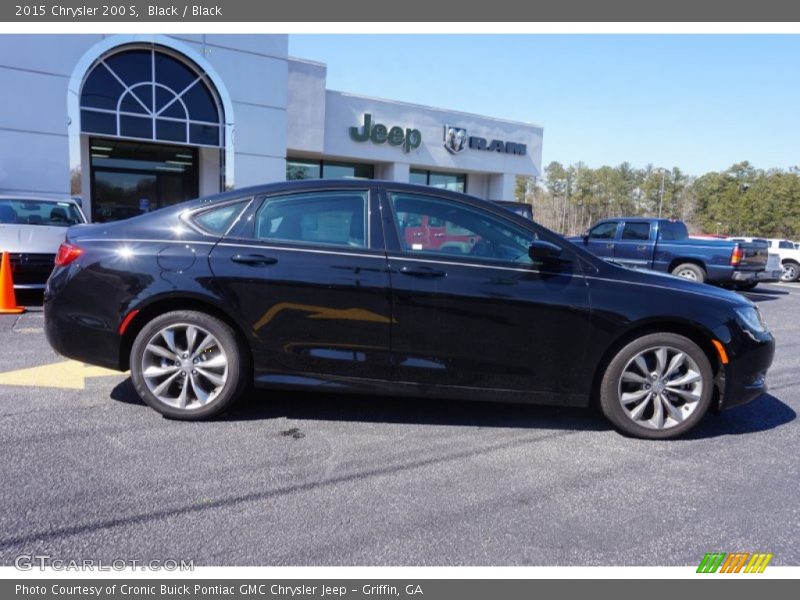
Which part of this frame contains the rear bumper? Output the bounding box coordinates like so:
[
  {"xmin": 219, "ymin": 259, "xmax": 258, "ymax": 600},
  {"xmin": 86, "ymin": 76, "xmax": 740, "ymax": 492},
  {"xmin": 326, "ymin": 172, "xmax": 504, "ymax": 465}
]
[
  {"xmin": 730, "ymin": 270, "xmax": 761, "ymax": 282},
  {"xmin": 755, "ymin": 269, "xmax": 783, "ymax": 283},
  {"xmin": 43, "ymin": 267, "xmax": 124, "ymax": 371}
]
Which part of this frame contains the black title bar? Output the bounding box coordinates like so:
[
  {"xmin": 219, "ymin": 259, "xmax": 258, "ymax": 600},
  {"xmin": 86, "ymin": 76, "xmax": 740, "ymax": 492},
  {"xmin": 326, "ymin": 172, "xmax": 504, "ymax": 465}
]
[{"xmin": 3, "ymin": 1, "xmax": 800, "ymax": 22}]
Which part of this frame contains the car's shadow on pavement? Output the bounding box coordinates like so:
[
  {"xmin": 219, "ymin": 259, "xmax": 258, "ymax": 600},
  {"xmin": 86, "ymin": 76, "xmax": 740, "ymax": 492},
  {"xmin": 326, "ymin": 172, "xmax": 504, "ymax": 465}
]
[
  {"xmin": 683, "ymin": 393, "xmax": 796, "ymax": 439},
  {"xmin": 110, "ymin": 378, "xmax": 607, "ymax": 432},
  {"xmin": 742, "ymin": 287, "xmax": 791, "ymax": 302},
  {"xmin": 109, "ymin": 380, "xmax": 795, "ymax": 438}
]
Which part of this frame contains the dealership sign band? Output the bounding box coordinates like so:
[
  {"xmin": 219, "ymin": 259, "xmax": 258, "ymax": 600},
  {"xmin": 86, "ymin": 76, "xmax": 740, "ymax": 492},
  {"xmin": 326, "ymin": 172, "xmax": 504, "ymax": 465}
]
[{"xmin": 349, "ymin": 114, "xmax": 526, "ymax": 156}]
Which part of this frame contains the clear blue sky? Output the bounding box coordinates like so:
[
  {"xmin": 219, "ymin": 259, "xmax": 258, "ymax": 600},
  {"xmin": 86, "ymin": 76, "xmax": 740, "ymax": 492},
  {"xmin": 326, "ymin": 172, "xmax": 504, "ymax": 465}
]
[{"xmin": 289, "ymin": 35, "xmax": 800, "ymax": 176}]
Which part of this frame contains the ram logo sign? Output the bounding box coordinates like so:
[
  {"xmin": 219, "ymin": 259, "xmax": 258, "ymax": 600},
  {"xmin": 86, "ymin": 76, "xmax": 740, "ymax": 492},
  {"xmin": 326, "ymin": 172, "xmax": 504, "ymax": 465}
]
[
  {"xmin": 444, "ymin": 125, "xmax": 468, "ymax": 154},
  {"xmin": 443, "ymin": 125, "xmax": 527, "ymax": 157},
  {"xmin": 696, "ymin": 552, "xmax": 773, "ymax": 573}
]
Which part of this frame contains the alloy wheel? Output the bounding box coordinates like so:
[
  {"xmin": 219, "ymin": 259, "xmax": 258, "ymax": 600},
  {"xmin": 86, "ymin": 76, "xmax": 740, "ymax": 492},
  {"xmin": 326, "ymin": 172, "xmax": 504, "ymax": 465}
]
[
  {"xmin": 141, "ymin": 323, "xmax": 229, "ymax": 410},
  {"xmin": 617, "ymin": 345, "xmax": 704, "ymax": 430}
]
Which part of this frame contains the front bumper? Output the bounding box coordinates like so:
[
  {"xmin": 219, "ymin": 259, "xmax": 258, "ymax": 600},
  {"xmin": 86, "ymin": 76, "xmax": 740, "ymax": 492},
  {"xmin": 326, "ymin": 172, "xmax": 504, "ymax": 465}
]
[
  {"xmin": 9, "ymin": 253, "xmax": 55, "ymax": 289},
  {"xmin": 717, "ymin": 329, "xmax": 775, "ymax": 410}
]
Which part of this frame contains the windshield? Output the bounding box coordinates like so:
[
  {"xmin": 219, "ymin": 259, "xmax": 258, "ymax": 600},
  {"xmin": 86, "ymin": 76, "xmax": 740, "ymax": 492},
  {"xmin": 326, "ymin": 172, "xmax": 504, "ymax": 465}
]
[{"xmin": 0, "ymin": 199, "xmax": 85, "ymax": 227}]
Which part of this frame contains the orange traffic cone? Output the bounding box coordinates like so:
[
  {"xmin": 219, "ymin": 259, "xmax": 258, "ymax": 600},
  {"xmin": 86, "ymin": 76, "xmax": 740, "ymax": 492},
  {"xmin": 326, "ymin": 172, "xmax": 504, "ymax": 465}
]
[{"xmin": 0, "ymin": 251, "xmax": 25, "ymax": 314}]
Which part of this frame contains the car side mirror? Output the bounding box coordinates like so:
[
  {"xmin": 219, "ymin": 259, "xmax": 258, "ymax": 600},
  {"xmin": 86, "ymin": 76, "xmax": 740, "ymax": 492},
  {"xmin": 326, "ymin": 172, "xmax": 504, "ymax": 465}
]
[{"xmin": 529, "ymin": 240, "xmax": 564, "ymax": 264}]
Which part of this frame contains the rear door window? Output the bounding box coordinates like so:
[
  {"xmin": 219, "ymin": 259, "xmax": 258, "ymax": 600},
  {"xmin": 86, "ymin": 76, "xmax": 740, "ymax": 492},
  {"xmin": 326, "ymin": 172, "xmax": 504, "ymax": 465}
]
[
  {"xmin": 658, "ymin": 221, "xmax": 689, "ymax": 241},
  {"xmin": 621, "ymin": 222, "xmax": 651, "ymax": 241},
  {"xmin": 254, "ymin": 190, "xmax": 368, "ymax": 249}
]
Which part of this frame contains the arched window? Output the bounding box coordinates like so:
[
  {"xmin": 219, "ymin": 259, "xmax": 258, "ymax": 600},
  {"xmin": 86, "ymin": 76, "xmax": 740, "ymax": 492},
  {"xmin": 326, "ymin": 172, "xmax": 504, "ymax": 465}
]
[{"xmin": 80, "ymin": 47, "xmax": 223, "ymax": 147}]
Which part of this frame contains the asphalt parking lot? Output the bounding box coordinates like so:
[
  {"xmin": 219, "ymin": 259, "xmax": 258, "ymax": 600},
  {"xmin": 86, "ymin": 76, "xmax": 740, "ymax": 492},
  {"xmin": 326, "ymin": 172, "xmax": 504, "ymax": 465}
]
[{"xmin": 0, "ymin": 284, "xmax": 798, "ymax": 567}]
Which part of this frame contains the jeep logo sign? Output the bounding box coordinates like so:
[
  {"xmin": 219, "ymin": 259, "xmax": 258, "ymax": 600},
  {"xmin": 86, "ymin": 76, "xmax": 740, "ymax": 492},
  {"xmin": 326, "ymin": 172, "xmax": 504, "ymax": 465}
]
[{"xmin": 349, "ymin": 113, "xmax": 422, "ymax": 153}]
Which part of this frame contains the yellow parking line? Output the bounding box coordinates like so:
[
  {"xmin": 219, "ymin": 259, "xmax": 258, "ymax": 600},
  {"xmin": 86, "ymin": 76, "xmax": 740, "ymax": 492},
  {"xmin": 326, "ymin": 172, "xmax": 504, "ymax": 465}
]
[{"xmin": 0, "ymin": 360, "xmax": 125, "ymax": 390}]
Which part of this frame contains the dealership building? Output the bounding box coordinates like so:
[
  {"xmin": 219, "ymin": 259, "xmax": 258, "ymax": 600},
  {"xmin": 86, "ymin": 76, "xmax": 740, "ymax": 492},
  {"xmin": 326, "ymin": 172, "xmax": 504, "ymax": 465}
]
[{"xmin": 0, "ymin": 34, "xmax": 543, "ymax": 222}]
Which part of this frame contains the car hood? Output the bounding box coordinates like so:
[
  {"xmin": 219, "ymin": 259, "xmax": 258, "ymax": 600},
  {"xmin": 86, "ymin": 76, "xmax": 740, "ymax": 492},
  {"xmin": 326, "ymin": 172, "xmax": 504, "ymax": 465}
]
[
  {"xmin": 600, "ymin": 262, "xmax": 751, "ymax": 307},
  {"xmin": 0, "ymin": 224, "xmax": 69, "ymax": 253}
]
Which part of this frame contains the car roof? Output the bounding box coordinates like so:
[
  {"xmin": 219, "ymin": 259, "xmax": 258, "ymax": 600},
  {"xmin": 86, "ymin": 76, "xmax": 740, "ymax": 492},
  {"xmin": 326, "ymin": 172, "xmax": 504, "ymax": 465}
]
[{"xmin": 194, "ymin": 179, "xmax": 497, "ymax": 210}]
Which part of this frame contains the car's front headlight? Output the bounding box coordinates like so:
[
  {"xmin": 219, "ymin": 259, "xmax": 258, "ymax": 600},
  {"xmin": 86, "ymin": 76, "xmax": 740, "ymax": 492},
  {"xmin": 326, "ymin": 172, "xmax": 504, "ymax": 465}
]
[{"xmin": 736, "ymin": 305, "xmax": 768, "ymax": 333}]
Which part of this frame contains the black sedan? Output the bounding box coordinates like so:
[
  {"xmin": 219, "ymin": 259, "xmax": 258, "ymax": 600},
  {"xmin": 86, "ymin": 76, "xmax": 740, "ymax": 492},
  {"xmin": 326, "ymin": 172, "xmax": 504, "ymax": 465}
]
[{"xmin": 44, "ymin": 181, "xmax": 775, "ymax": 439}]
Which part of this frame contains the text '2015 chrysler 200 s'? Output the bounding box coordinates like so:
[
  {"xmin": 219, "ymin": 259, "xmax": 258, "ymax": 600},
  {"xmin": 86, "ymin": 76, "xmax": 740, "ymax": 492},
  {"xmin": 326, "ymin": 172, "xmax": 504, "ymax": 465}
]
[{"xmin": 44, "ymin": 181, "xmax": 775, "ymax": 439}]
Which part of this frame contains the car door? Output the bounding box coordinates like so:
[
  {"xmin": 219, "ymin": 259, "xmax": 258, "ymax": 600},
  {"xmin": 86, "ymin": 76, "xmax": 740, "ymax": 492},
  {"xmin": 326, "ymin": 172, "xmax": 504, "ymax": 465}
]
[
  {"xmin": 614, "ymin": 221, "xmax": 653, "ymax": 268},
  {"xmin": 383, "ymin": 189, "xmax": 592, "ymax": 397},
  {"xmin": 207, "ymin": 187, "xmax": 393, "ymax": 383},
  {"xmin": 586, "ymin": 220, "xmax": 620, "ymax": 261}
]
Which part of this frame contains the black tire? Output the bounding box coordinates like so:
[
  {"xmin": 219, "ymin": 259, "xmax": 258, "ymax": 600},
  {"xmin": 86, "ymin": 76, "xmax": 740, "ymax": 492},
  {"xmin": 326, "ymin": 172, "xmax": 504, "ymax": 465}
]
[
  {"xmin": 671, "ymin": 262, "xmax": 706, "ymax": 283},
  {"xmin": 733, "ymin": 282, "xmax": 758, "ymax": 292},
  {"xmin": 599, "ymin": 333, "xmax": 714, "ymax": 440},
  {"xmin": 781, "ymin": 261, "xmax": 800, "ymax": 283},
  {"xmin": 130, "ymin": 310, "xmax": 249, "ymax": 420}
]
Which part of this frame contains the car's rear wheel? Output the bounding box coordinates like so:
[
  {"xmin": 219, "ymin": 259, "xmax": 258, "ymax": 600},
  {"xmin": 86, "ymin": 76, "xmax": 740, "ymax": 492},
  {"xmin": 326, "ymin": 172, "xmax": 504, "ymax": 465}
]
[
  {"xmin": 130, "ymin": 310, "xmax": 248, "ymax": 419},
  {"xmin": 671, "ymin": 262, "xmax": 706, "ymax": 283},
  {"xmin": 780, "ymin": 261, "xmax": 800, "ymax": 282},
  {"xmin": 599, "ymin": 333, "xmax": 713, "ymax": 439}
]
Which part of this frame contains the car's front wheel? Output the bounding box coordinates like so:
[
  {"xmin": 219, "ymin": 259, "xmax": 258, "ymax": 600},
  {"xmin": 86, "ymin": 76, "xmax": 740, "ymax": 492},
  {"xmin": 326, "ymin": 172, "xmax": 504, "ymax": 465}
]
[
  {"xmin": 599, "ymin": 333, "xmax": 714, "ymax": 439},
  {"xmin": 130, "ymin": 310, "xmax": 248, "ymax": 419}
]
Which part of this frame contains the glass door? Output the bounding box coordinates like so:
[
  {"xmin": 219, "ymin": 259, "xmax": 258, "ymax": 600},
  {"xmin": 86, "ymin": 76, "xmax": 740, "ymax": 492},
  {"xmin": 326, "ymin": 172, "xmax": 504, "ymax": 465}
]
[{"xmin": 89, "ymin": 138, "xmax": 199, "ymax": 222}]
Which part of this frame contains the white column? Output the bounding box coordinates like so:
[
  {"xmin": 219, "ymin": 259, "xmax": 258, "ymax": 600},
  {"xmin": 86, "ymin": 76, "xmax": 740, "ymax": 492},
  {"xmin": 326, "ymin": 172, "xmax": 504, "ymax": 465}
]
[
  {"xmin": 378, "ymin": 162, "xmax": 409, "ymax": 183},
  {"xmin": 466, "ymin": 173, "xmax": 488, "ymax": 198},
  {"xmin": 488, "ymin": 173, "xmax": 516, "ymax": 201}
]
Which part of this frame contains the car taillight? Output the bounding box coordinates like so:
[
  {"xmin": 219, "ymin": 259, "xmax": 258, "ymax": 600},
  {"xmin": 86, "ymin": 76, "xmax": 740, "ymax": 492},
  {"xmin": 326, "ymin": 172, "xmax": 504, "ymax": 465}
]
[
  {"xmin": 55, "ymin": 242, "xmax": 83, "ymax": 266},
  {"xmin": 730, "ymin": 245, "xmax": 744, "ymax": 266}
]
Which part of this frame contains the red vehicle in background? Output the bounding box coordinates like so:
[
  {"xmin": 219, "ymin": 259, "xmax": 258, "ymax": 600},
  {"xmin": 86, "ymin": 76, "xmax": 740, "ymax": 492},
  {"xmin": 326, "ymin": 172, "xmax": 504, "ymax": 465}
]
[
  {"xmin": 400, "ymin": 213, "xmax": 478, "ymax": 254},
  {"xmin": 396, "ymin": 200, "xmax": 532, "ymax": 255}
]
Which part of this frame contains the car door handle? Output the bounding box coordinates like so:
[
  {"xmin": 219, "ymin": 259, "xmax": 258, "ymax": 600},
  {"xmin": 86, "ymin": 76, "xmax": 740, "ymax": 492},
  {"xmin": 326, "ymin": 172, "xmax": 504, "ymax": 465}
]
[
  {"xmin": 637, "ymin": 245, "xmax": 648, "ymax": 251},
  {"xmin": 399, "ymin": 265, "xmax": 446, "ymax": 279},
  {"xmin": 231, "ymin": 253, "xmax": 278, "ymax": 266},
  {"xmin": 606, "ymin": 243, "xmax": 615, "ymax": 249}
]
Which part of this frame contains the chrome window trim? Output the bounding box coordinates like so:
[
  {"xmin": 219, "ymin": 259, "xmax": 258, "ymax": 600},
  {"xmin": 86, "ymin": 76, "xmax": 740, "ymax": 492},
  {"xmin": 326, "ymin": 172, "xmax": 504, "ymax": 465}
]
[
  {"xmin": 387, "ymin": 254, "xmax": 542, "ymax": 275},
  {"xmin": 216, "ymin": 241, "xmax": 384, "ymax": 261},
  {"xmin": 76, "ymin": 238, "xmax": 218, "ymax": 245}
]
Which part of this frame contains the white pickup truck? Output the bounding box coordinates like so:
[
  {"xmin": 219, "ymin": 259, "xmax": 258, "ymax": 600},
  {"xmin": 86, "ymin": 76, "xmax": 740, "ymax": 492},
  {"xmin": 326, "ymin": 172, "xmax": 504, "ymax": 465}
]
[
  {"xmin": 729, "ymin": 237, "xmax": 800, "ymax": 282},
  {"xmin": 766, "ymin": 239, "xmax": 800, "ymax": 282}
]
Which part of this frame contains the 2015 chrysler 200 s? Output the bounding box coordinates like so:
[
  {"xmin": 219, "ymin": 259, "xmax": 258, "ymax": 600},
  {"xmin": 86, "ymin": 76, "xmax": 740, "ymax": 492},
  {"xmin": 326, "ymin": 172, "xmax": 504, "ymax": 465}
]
[{"xmin": 44, "ymin": 181, "xmax": 775, "ymax": 439}]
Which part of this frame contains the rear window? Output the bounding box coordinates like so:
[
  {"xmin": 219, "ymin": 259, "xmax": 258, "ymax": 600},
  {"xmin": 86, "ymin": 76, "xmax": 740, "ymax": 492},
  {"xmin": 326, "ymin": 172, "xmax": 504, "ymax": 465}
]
[
  {"xmin": 0, "ymin": 199, "xmax": 84, "ymax": 227},
  {"xmin": 191, "ymin": 201, "xmax": 248, "ymax": 234},
  {"xmin": 658, "ymin": 221, "xmax": 688, "ymax": 241}
]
